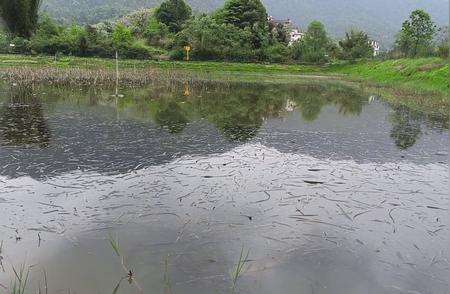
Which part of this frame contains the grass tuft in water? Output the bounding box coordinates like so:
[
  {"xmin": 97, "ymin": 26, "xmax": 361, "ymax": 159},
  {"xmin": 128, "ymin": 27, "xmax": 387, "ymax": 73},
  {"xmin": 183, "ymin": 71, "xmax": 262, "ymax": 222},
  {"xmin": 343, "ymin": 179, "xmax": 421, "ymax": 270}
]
[
  {"xmin": 0, "ymin": 240, "xmax": 4, "ymax": 273},
  {"xmin": 230, "ymin": 247, "xmax": 250, "ymax": 294},
  {"xmin": 11, "ymin": 262, "xmax": 30, "ymax": 294},
  {"xmin": 163, "ymin": 255, "xmax": 172, "ymax": 294},
  {"xmin": 109, "ymin": 234, "xmax": 121, "ymax": 257}
]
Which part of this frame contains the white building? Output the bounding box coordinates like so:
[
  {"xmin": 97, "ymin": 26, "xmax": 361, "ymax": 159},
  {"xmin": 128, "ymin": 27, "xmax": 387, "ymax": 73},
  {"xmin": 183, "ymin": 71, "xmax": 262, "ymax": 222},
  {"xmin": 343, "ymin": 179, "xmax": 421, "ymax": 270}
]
[
  {"xmin": 369, "ymin": 40, "xmax": 381, "ymax": 56},
  {"xmin": 289, "ymin": 28, "xmax": 305, "ymax": 46},
  {"xmin": 268, "ymin": 16, "xmax": 305, "ymax": 46}
]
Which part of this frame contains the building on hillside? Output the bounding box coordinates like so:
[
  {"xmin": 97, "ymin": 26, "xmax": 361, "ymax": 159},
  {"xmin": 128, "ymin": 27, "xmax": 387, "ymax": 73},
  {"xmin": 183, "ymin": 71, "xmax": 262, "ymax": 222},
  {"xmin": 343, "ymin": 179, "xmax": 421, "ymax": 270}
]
[
  {"xmin": 268, "ymin": 16, "xmax": 305, "ymax": 46},
  {"xmin": 369, "ymin": 40, "xmax": 381, "ymax": 56}
]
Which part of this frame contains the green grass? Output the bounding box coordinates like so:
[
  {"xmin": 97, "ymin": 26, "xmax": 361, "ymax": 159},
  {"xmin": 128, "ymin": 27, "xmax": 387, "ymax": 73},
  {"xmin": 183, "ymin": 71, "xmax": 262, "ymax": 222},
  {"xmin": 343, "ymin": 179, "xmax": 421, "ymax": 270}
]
[{"xmin": 328, "ymin": 58, "xmax": 449, "ymax": 96}]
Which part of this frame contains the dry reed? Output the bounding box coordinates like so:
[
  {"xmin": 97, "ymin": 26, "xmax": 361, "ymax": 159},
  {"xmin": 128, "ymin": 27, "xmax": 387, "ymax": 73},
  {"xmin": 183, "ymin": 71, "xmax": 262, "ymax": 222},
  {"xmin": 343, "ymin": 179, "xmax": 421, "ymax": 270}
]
[{"xmin": 0, "ymin": 67, "xmax": 228, "ymax": 88}]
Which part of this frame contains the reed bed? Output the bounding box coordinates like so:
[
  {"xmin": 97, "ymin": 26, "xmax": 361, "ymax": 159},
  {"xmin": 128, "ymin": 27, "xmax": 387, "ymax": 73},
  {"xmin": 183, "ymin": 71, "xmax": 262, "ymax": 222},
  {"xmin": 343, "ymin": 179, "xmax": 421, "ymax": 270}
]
[{"xmin": 0, "ymin": 67, "xmax": 231, "ymax": 88}]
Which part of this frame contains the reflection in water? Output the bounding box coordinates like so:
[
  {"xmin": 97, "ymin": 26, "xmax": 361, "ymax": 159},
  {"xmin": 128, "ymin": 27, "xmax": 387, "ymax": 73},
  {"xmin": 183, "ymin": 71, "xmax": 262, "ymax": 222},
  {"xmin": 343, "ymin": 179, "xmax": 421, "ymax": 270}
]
[
  {"xmin": 0, "ymin": 81, "xmax": 447, "ymax": 180},
  {"xmin": 390, "ymin": 105, "xmax": 422, "ymax": 150},
  {"xmin": 290, "ymin": 84, "xmax": 366, "ymax": 121},
  {"xmin": 0, "ymin": 80, "xmax": 448, "ymax": 294},
  {"xmin": 0, "ymin": 85, "xmax": 51, "ymax": 147},
  {"xmin": 155, "ymin": 101, "xmax": 189, "ymax": 133}
]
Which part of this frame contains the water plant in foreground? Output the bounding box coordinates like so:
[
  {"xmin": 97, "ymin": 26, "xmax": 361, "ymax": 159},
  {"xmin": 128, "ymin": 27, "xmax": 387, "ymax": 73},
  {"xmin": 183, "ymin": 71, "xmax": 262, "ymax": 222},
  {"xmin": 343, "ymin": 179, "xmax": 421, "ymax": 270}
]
[
  {"xmin": 11, "ymin": 263, "xmax": 30, "ymax": 294},
  {"xmin": 230, "ymin": 247, "xmax": 250, "ymax": 294},
  {"xmin": 108, "ymin": 234, "xmax": 143, "ymax": 293}
]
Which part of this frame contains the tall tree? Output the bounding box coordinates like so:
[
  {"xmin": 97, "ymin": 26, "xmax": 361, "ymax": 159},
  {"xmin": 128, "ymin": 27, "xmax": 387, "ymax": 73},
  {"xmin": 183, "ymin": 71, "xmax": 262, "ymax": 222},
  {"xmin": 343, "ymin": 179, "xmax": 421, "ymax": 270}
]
[
  {"xmin": 396, "ymin": 9, "xmax": 436, "ymax": 57},
  {"xmin": 292, "ymin": 21, "xmax": 330, "ymax": 63},
  {"xmin": 0, "ymin": 0, "xmax": 42, "ymax": 38},
  {"xmin": 339, "ymin": 30, "xmax": 373, "ymax": 59},
  {"xmin": 219, "ymin": 0, "xmax": 267, "ymax": 29},
  {"xmin": 217, "ymin": 0, "xmax": 269, "ymax": 49},
  {"xmin": 154, "ymin": 0, "xmax": 192, "ymax": 33}
]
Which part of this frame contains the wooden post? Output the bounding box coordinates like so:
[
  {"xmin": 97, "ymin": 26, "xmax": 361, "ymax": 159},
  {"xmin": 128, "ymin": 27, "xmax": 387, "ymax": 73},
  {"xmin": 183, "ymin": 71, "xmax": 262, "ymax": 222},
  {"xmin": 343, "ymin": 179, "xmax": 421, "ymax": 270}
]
[{"xmin": 115, "ymin": 51, "xmax": 119, "ymax": 97}]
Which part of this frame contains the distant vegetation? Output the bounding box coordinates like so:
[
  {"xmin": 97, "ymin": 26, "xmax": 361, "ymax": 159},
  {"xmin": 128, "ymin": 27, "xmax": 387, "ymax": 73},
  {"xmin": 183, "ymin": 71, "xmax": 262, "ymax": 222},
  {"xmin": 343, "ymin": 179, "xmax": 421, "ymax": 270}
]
[
  {"xmin": 37, "ymin": 0, "xmax": 448, "ymax": 47},
  {"xmin": 0, "ymin": 0, "xmax": 447, "ymax": 63}
]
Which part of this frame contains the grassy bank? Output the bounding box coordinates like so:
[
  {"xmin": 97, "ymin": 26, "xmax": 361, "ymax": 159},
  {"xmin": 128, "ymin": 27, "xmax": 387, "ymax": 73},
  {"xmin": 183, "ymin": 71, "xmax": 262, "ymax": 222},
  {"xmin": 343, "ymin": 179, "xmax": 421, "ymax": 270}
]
[{"xmin": 329, "ymin": 58, "xmax": 448, "ymax": 96}]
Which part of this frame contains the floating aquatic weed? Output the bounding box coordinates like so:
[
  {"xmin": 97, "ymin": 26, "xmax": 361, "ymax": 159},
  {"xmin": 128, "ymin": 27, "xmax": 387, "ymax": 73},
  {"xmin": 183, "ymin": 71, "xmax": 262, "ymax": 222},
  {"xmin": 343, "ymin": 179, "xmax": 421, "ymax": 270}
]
[{"xmin": 230, "ymin": 247, "xmax": 250, "ymax": 294}]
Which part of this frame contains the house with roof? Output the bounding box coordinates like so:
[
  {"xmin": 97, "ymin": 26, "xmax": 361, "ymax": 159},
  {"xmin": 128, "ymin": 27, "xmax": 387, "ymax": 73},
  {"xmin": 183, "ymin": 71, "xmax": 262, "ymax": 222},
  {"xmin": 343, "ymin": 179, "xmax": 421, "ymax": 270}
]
[{"xmin": 268, "ymin": 16, "xmax": 305, "ymax": 46}]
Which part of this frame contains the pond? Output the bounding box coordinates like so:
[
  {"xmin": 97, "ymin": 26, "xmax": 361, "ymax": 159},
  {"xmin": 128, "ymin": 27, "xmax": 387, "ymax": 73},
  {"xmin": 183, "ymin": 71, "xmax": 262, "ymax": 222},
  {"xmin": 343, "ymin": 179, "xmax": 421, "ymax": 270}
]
[{"xmin": 0, "ymin": 80, "xmax": 448, "ymax": 294}]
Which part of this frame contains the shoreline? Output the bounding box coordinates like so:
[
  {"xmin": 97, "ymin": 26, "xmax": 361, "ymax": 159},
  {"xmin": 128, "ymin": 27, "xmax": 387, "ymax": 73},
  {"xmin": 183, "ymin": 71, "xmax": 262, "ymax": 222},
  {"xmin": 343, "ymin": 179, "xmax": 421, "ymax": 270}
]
[{"xmin": 0, "ymin": 54, "xmax": 447, "ymax": 116}]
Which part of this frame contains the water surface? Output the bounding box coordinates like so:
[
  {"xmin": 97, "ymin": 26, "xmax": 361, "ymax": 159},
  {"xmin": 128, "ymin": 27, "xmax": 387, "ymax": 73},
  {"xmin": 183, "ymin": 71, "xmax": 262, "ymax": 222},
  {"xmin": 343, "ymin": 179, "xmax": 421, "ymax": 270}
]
[{"xmin": 0, "ymin": 81, "xmax": 448, "ymax": 294}]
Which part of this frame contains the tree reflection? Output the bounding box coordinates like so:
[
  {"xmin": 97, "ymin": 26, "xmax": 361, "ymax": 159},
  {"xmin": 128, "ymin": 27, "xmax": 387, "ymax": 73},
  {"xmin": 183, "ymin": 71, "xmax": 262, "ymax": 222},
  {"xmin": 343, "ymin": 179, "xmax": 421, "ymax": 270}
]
[
  {"xmin": 390, "ymin": 106, "xmax": 422, "ymax": 150},
  {"xmin": 154, "ymin": 101, "xmax": 189, "ymax": 134},
  {"xmin": 290, "ymin": 84, "xmax": 367, "ymax": 121},
  {"xmin": 193, "ymin": 84, "xmax": 285, "ymax": 142},
  {"xmin": 332, "ymin": 87, "xmax": 366, "ymax": 115},
  {"xmin": 0, "ymin": 85, "xmax": 51, "ymax": 148},
  {"xmin": 116, "ymin": 82, "xmax": 368, "ymax": 141}
]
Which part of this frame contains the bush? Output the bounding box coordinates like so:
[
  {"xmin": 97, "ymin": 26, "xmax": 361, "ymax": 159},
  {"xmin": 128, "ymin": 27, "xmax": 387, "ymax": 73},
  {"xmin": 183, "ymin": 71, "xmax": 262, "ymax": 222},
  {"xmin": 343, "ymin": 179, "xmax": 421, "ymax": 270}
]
[
  {"xmin": 0, "ymin": 32, "xmax": 10, "ymax": 53},
  {"xmin": 10, "ymin": 36, "xmax": 30, "ymax": 54},
  {"xmin": 121, "ymin": 41, "xmax": 153, "ymax": 59},
  {"xmin": 264, "ymin": 43, "xmax": 290, "ymax": 63}
]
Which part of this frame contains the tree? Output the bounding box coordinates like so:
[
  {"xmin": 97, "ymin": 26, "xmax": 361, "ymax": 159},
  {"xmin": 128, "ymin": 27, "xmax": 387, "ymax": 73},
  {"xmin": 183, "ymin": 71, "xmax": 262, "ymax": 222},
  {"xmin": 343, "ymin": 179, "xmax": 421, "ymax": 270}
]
[
  {"xmin": 217, "ymin": 0, "xmax": 269, "ymax": 48},
  {"xmin": 0, "ymin": 0, "xmax": 42, "ymax": 38},
  {"xmin": 174, "ymin": 15, "xmax": 255, "ymax": 61},
  {"xmin": 112, "ymin": 23, "xmax": 133, "ymax": 48},
  {"xmin": 339, "ymin": 30, "xmax": 373, "ymax": 59},
  {"xmin": 145, "ymin": 16, "xmax": 169, "ymax": 47},
  {"xmin": 396, "ymin": 10, "xmax": 436, "ymax": 57},
  {"xmin": 269, "ymin": 22, "xmax": 290, "ymax": 44},
  {"xmin": 292, "ymin": 21, "xmax": 330, "ymax": 63},
  {"xmin": 154, "ymin": 0, "xmax": 192, "ymax": 33},
  {"xmin": 219, "ymin": 0, "xmax": 267, "ymax": 30}
]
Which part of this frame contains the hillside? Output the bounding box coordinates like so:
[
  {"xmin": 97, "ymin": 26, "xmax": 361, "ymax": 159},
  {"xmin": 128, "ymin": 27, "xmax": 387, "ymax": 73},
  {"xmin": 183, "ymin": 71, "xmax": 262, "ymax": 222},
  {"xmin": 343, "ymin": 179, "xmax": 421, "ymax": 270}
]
[{"xmin": 41, "ymin": 0, "xmax": 448, "ymax": 47}]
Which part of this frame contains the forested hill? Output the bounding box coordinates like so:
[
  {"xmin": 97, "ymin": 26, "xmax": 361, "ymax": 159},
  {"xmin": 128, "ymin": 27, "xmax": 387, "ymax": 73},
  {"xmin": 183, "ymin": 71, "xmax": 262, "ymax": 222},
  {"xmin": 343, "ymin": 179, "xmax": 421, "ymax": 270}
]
[{"xmin": 42, "ymin": 0, "xmax": 448, "ymax": 46}]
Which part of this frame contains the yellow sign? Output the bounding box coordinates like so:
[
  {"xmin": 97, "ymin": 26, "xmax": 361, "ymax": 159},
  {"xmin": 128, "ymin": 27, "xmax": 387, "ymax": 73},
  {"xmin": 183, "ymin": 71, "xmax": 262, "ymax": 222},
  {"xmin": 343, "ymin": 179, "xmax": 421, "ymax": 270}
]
[{"xmin": 184, "ymin": 46, "xmax": 191, "ymax": 61}]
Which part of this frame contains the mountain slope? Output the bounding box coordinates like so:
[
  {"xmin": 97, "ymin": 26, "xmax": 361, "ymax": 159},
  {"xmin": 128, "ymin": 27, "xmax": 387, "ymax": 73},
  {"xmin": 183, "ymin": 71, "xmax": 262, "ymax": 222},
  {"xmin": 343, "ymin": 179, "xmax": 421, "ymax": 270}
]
[{"xmin": 41, "ymin": 0, "xmax": 448, "ymax": 47}]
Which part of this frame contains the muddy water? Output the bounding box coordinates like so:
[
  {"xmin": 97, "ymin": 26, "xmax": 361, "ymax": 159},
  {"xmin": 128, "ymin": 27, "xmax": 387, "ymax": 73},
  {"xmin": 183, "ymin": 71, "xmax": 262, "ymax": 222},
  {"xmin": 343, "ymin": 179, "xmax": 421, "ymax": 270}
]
[{"xmin": 0, "ymin": 82, "xmax": 448, "ymax": 294}]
